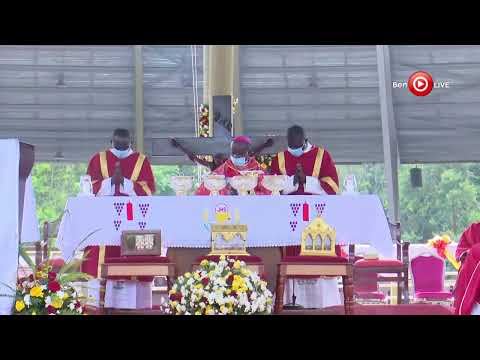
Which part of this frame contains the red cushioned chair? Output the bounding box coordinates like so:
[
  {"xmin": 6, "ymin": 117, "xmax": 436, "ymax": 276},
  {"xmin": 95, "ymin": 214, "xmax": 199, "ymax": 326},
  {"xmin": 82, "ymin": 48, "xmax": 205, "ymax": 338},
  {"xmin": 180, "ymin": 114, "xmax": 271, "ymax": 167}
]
[
  {"xmin": 411, "ymin": 254, "xmax": 453, "ymax": 303},
  {"xmin": 349, "ymin": 221, "xmax": 410, "ymax": 304},
  {"xmin": 274, "ymin": 244, "xmax": 354, "ymax": 315},
  {"xmin": 354, "ymin": 271, "xmax": 387, "ymax": 304}
]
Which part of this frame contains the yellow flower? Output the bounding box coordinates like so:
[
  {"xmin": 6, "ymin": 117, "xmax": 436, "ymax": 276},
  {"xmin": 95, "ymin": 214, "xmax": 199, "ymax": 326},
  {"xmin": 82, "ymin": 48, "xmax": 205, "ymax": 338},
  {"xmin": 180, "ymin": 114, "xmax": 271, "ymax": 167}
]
[
  {"xmin": 200, "ymin": 259, "xmax": 209, "ymax": 267},
  {"xmin": 226, "ymin": 289, "xmax": 231, "ymax": 295},
  {"xmin": 193, "ymin": 272, "xmax": 201, "ymax": 280},
  {"xmin": 241, "ymin": 268, "xmax": 251, "ymax": 276},
  {"xmin": 35, "ymin": 271, "xmax": 44, "ymax": 279},
  {"xmin": 185, "ymin": 272, "xmax": 192, "ymax": 278},
  {"xmin": 205, "ymin": 305, "xmax": 214, "ymax": 315},
  {"xmin": 15, "ymin": 300, "xmax": 25, "ymax": 312},
  {"xmin": 32, "ymin": 311, "xmax": 37, "ymax": 316},
  {"xmin": 219, "ymin": 255, "xmax": 226, "ymax": 261},
  {"xmin": 195, "ymin": 310, "xmax": 202, "ymax": 315},
  {"xmin": 63, "ymin": 292, "xmax": 69, "ymax": 300},
  {"xmin": 169, "ymin": 289, "xmax": 176, "ymax": 295},
  {"xmin": 220, "ymin": 305, "xmax": 227, "ymax": 314},
  {"xmin": 171, "ymin": 301, "xmax": 178, "ymax": 308},
  {"xmin": 30, "ymin": 286, "xmax": 43, "ymax": 298},
  {"xmin": 233, "ymin": 261, "xmax": 241, "ymax": 270},
  {"xmin": 195, "ymin": 283, "xmax": 203, "ymax": 289},
  {"xmin": 52, "ymin": 298, "xmax": 63, "ymax": 309}
]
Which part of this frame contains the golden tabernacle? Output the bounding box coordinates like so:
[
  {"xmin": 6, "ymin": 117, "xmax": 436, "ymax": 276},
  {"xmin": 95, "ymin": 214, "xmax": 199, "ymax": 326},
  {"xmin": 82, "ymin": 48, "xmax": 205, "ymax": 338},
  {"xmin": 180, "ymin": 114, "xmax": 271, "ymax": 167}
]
[
  {"xmin": 209, "ymin": 224, "xmax": 249, "ymax": 256},
  {"xmin": 300, "ymin": 217, "xmax": 336, "ymax": 256}
]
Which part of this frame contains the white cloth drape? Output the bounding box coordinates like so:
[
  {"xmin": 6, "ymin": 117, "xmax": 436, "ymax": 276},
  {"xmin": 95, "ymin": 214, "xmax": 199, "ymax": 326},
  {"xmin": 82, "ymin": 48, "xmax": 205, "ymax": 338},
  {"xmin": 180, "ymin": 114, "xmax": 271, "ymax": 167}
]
[
  {"xmin": 0, "ymin": 139, "xmax": 20, "ymax": 315},
  {"xmin": 283, "ymin": 278, "xmax": 341, "ymax": 309},
  {"xmin": 21, "ymin": 175, "xmax": 40, "ymax": 243}
]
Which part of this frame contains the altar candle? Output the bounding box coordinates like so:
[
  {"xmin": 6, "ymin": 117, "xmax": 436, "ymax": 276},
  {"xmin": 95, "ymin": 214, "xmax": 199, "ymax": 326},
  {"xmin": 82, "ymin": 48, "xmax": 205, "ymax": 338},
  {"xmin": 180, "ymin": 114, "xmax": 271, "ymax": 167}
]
[
  {"xmin": 303, "ymin": 202, "xmax": 309, "ymax": 222},
  {"xmin": 127, "ymin": 201, "xmax": 134, "ymax": 221}
]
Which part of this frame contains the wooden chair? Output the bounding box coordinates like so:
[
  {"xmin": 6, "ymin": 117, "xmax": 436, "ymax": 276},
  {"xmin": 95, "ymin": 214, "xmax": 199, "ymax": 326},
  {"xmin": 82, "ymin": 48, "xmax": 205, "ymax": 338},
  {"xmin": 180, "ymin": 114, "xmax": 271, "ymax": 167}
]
[
  {"xmin": 349, "ymin": 221, "xmax": 410, "ymax": 304},
  {"xmin": 274, "ymin": 218, "xmax": 355, "ymax": 315},
  {"xmin": 40, "ymin": 218, "xmax": 62, "ymax": 265}
]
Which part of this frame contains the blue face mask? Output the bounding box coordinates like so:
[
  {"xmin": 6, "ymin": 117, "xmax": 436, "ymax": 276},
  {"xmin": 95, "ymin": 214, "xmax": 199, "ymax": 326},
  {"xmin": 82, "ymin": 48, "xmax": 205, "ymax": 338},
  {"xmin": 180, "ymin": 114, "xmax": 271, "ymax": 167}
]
[
  {"xmin": 288, "ymin": 147, "xmax": 304, "ymax": 157},
  {"xmin": 231, "ymin": 156, "xmax": 247, "ymax": 167},
  {"xmin": 111, "ymin": 148, "xmax": 131, "ymax": 159}
]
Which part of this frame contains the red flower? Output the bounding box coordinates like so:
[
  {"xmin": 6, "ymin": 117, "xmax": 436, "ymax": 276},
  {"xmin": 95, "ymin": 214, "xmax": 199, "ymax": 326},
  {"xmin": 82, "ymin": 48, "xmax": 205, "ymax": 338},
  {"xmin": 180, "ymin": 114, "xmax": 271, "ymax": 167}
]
[
  {"xmin": 201, "ymin": 297, "xmax": 208, "ymax": 304},
  {"xmin": 201, "ymin": 277, "xmax": 209, "ymax": 286},
  {"xmin": 226, "ymin": 274, "xmax": 234, "ymax": 285},
  {"xmin": 47, "ymin": 305, "xmax": 57, "ymax": 315},
  {"xmin": 230, "ymin": 291, "xmax": 237, "ymax": 298},
  {"xmin": 28, "ymin": 274, "xmax": 34, "ymax": 282},
  {"xmin": 47, "ymin": 281, "xmax": 61, "ymax": 293},
  {"xmin": 74, "ymin": 301, "xmax": 81, "ymax": 309},
  {"xmin": 169, "ymin": 292, "xmax": 182, "ymax": 302},
  {"xmin": 48, "ymin": 272, "xmax": 57, "ymax": 281}
]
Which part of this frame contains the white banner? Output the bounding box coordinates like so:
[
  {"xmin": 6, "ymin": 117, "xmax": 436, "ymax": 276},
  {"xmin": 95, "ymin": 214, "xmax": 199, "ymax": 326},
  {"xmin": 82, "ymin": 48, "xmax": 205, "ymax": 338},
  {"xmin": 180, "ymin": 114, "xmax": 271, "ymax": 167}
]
[
  {"xmin": 0, "ymin": 139, "xmax": 19, "ymax": 315},
  {"xmin": 57, "ymin": 194, "xmax": 394, "ymax": 259}
]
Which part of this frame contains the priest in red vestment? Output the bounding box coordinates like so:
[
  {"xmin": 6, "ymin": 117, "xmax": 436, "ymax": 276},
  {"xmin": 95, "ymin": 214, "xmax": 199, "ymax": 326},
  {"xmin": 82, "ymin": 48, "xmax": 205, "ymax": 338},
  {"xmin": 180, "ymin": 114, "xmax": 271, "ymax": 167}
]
[
  {"xmin": 453, "ymin": 223, "xmax": 480, "ymax": 315},
  {"xmin": 195, "ymin": 136, "xmax": 271, "ymax": 195},
  {"xmin": 87, "ymin": 128, "xmax": 156, "ymax": 196},
  {"xmin": 270, "ymin": 125, "xmax": 341, "ymax": 308}
]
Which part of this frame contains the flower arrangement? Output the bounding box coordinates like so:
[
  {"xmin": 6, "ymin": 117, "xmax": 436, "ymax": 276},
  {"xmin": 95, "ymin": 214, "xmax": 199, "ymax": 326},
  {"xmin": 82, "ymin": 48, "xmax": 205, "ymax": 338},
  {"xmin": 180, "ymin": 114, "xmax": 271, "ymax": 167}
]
[
  {"xmin": 199, "ymin": 104, "xmax": 210, "ymax": 138},
  {"xmin": 169, "ymin": 256, "xmax": 273, "ymax": 315},
  {"xmin": 1, "ymin": 240, "xmax": 94, "ymax": 315},
  {"xmin": 427, "ymin": 234, "xmax": 460, "ymax": 270}
]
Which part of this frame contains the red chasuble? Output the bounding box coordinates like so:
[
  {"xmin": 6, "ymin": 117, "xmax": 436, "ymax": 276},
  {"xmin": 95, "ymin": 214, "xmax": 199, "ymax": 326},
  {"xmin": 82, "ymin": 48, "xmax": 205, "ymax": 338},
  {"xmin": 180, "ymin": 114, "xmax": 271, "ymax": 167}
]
[
  {"xmin": 270, "ymin": 146, "xmax": 339, "ymax": 195},
  {"xmin": 270, "ymin": 146, "xmax": 339, "ymax": 257},
  {"xmin": 195, "ymin": 157, "xmax": 271, "ymax": 195},
  {"xmin": 87, "ymin": 149, "xmax": 156, "ymax": 196},
  {"xmin": 454, "ymin": 223, "xmax": 480, "ymax": 315}
]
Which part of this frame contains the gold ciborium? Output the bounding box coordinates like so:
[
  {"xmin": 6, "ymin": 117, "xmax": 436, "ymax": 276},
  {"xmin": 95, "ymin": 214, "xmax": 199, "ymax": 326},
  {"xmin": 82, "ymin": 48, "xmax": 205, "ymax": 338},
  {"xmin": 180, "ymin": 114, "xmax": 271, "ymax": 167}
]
[
  {"xmin": 262, "ymin": 175, "xmax": 287, "ymax": 195},
  {"xmin": 204, "ymin": 174, "xmax": 226, "ymax": 196},
  {"xmin": 170, "ymin": 176, "xmax": 194, "ymax": 196},
  {"xmin": 230, "ymin": 172, "xmax": 258, "ymax": 196}
]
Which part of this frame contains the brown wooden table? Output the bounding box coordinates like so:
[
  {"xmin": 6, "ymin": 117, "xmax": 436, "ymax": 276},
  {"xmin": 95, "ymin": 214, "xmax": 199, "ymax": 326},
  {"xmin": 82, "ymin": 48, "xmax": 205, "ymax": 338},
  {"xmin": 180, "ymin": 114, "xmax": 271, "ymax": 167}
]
[
  {"xmin": 99, "ymin": 261, "xmax": 176, "ymax": 315},
  {"xmin": 274, "ymin": 260, "xmax": 354, "ymax": 315}
]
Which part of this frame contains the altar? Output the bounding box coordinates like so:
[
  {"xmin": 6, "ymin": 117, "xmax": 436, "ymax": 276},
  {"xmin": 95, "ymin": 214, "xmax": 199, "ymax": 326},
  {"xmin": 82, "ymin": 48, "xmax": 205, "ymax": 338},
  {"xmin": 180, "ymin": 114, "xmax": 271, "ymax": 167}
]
[{"xmin": 57, "ymin": 194, "xmax": 393, "ymax": 258}]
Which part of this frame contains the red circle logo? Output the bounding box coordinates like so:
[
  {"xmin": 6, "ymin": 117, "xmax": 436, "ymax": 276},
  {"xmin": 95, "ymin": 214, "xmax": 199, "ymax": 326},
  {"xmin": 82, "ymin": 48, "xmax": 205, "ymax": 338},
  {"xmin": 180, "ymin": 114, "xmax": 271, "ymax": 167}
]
[{"xmin": 408, "ymin": 71, "xmax": 433, "ymax": 96}]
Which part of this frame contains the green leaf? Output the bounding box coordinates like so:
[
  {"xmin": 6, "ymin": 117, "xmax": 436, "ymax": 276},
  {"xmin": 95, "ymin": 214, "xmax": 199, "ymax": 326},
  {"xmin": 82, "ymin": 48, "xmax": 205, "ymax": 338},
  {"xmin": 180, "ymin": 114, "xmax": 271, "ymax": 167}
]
[
  {"xmin": 58, "ymin": 273, "xmax": 93, "ymax": 284},
  {"xmin": 18, "ymin": 245, "xmax": 36, "ymax": 273}
]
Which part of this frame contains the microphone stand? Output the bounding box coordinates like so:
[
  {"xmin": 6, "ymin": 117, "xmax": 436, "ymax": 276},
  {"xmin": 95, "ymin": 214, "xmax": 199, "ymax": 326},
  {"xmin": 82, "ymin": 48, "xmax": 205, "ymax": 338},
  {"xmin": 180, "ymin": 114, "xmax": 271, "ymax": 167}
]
[{"xmin": 283, "ymin": 279, "xmax": 304, "ymax": 310}]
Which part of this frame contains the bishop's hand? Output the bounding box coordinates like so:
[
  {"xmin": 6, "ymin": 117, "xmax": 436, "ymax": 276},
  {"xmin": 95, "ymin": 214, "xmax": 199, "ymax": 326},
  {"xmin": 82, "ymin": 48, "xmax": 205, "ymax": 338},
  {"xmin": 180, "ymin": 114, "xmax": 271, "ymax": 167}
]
[{"xmin": 111, "ymin": 161, "xmax": 124, "ymax": 186}]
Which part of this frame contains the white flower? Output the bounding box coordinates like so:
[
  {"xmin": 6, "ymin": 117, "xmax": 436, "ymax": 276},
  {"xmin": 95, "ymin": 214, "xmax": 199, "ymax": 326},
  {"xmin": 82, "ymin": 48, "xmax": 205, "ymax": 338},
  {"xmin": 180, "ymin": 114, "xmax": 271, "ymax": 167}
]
[
  {"xmin": 181, "ymin": 297, "xmax": 186, "ymax": 305},
  {"xmin": 68, "ymin": 302, "xmax": 75, "ymax": 311},
  {"xmin": 76, "ymin": 307, "xmax": 82, "ymax": 313},
  {"xmin": 176, "ymin": 304, "xmax": 183, "ymax": 313},
  {"xmin": 23, "ymin": 294, "xmax": 31, "ymax": 307},
  {"xmin": 199, "ymin": 302, "xmax": 206, "ymax": 308},
  {"xmin": 57, "ymin": 291, "xmax": 65, "ymax": 299},
  {"xmin": 185, "ymin": 312, "xmax": 191, "ymax": 315},
  {"xmin": 45, "ymin": 296, "xmax": 52, "ymax": 307},
  {"xmin": 187, "ymin": 278, "xmax": 194, "ymax": 286},
  {"xmin": 41, "ymin": 285, "xmax": 47, "ymax": 290}
]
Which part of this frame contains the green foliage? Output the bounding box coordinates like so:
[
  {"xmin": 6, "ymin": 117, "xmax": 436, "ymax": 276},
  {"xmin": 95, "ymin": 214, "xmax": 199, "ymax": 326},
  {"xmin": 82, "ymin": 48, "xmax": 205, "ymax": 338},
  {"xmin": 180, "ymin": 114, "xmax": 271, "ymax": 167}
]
[{"xmin": 30, "ymin": 161, "xmax": 480, "ymax": 247}]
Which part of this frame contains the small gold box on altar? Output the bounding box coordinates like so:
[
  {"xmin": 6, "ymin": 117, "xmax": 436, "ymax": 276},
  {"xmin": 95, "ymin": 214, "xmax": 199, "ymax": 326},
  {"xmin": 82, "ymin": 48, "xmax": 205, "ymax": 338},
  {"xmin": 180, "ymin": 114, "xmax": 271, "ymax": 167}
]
[
  {"xmin": 300, "ymin": 217, "xmax": 336, "ymax": 256},
  {"xmin": 209, "ymin": 224, "xmax": 249, "ymax": 256},
  {"xmin": 121, "ymin": 230, "xmax": 162, "ymax": 256}
]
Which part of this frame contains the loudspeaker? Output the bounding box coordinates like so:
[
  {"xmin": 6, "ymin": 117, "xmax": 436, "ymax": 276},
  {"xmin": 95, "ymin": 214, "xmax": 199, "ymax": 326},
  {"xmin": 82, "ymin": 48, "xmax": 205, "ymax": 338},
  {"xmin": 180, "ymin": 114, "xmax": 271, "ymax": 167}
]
[{"xmin": 410, "ymin": 167, "xmax": 422, "ymax": 188}]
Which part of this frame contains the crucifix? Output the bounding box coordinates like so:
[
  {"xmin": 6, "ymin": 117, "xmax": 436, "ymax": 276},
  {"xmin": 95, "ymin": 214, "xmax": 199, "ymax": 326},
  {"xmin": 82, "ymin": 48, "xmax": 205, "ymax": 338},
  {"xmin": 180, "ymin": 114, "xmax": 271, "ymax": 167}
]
[{"xmin": 150, "ymin": 95, "xmax": 289, "ymax": 164}]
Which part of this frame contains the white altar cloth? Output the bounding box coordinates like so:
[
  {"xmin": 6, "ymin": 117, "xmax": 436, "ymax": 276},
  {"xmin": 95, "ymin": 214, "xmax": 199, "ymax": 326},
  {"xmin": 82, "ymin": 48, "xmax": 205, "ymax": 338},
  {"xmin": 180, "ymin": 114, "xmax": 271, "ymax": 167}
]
[
  {"xmin": 0, "ymin": 139, "xmax": 20, "ymax": 314},
  {"xmin": 57, "ymin": 195, "xmax": 394, "ymax": 259}
]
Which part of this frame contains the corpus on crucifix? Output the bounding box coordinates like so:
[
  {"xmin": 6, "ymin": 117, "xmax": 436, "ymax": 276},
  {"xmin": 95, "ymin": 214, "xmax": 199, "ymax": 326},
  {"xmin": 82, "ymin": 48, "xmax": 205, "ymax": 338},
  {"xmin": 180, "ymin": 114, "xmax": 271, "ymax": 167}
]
[{"xmin": 151, "ymin": 96, "xmax": 287, "ymax": 170}]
